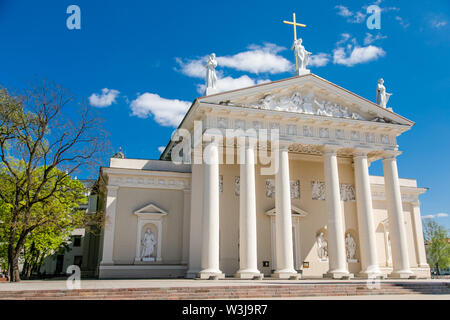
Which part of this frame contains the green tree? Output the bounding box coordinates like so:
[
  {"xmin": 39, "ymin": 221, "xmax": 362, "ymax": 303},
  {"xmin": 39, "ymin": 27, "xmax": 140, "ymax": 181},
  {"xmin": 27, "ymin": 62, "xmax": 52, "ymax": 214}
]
[
  {"xmin": 423, "ymin": 220, "xmax": 450, "ymax": 275},
  {"xmin": 0, "ymin": 81, "xmax": 107, "ymax": 282},
  {"xmin": 20, "ymin": 175, "xmax": 87, "ymax": 278}
]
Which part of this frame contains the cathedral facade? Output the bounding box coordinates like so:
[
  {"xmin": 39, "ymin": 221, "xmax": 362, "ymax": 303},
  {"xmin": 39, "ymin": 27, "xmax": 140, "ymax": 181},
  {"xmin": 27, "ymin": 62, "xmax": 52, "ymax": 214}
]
[{"xmin": 96, "ymin": 73, "xmax": 430, "ymax": 280}]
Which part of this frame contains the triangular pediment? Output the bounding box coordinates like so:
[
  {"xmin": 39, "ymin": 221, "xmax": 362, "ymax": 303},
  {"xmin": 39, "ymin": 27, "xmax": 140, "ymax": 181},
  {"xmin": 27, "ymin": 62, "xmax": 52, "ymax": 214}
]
[
  {"xmin": 198, "ymin": 73, "xmax": 413, "ymax": 126},
  {"xmin": 134, "ymin": 203, "xmax": 168, "ymax": 216},
  {"xmin": 265, "ymin": 205, "xmax": 308, "ymax": 217}
]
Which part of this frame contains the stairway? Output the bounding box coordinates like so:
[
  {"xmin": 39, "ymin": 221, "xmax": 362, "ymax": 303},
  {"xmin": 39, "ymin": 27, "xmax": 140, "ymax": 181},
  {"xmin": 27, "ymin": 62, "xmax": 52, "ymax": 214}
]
[{"xmin": 0, "ymin": 281, "xmax": 449, "ymax": 299}]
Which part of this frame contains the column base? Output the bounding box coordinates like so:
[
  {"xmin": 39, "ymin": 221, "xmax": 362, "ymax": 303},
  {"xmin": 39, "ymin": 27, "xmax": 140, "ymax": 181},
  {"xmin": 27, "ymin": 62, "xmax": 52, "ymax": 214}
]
[
  {"xmin": 388, "ymin": 270, "xmax": 416, "ymax": 279},
  {"xmin": 235, "ymin": 270, "xmax": 264, "ymax": 279},
  {"xmin": 272, "ymin": 270, "xmax": 301, "ymax": 279},
  {"xmin": 100, "ymin": 260, "xmax": 114, "ymax": 266},
  {"xmin": 197, "ymin": 270, "xmax": 225, "ymax": 280},
  {"xmin": 324, "ymin": 271, "xmax": 354, "ymax": 279}
]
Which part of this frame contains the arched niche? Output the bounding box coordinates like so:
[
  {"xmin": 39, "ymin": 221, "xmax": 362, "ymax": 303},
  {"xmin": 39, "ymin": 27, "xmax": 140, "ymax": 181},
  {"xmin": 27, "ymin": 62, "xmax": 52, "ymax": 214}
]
[{"xmin": 133, "ymin": 203, "xmax": 168, "ymax": 263}]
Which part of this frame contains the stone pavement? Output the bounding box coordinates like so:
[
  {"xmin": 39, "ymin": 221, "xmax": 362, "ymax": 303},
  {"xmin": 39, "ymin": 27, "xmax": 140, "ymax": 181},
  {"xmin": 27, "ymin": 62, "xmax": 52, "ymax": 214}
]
[{"xmin": 0, "ymin": 279, "xmax": 449, "ymax": 299}]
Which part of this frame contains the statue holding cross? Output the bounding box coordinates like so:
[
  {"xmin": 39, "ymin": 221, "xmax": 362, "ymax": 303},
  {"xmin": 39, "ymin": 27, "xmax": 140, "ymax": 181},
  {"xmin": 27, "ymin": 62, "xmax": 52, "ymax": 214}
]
[{"xmin": 283, "ymin": 13, "xmax": 311, "ymax": 75}]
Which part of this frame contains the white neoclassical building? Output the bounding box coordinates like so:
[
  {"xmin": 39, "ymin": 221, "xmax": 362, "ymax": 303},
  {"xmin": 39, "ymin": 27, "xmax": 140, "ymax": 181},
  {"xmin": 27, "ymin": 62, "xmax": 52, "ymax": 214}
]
[{"xmin": 96, "ymin": 72, "xmax": 430, "ymax": 280}]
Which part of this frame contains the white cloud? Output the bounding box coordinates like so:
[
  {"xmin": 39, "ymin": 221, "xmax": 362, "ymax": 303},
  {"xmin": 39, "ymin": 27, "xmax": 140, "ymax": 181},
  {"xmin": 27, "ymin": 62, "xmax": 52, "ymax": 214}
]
[
  {"xmin": 352, "ymin": 11, "xmax": 367, "ymax": 23},
  {"xmin": 158, "ymin": 146, "xmax": 165, "ymax": 153},
  {"xmin": 176, "ymin": 43, "xmax": 293, "ymax": 77},
  {"xmin": 130, "ymin": 93, "xmax": 191, "ymax": 127},
  {"xmin": 364, "ymin": 33, "xmax": 387, "ymax": 45},
  {"xmin": 89, "ymin": 88, "xmax": 120, "ymax": 108},
  {"xmin": 197, "ymin": 75, "xmax": 270, "ymax": 95},
  {"xmin": 333, "ymin": 35, "xmax": 385, "ymax": 67},
  {"xmin": 337, "ymin": 33, "xmax": 352, "ymax": 46},
  {"xmin": 175, "ymin": 56, "xmax": 208, "ymax": 78},
  {"xmin": 335, "ymin": 5, "xmax": 353, "ymax": 17},
  {"xmin": 333, "ymin": 45, "xmax": 385, "ymax": 66},
  {"xmin": 431, "ymin": 19, "xmax": 448, "ymax": 28},
  {"xmin": 334, "ymin": 5, "xmax": 366, "ymax": 23},
  {"xmin": 395, "ymin": 16, "xmax": 410, "ymax": 29},
  {"xmin": 422, "ymin": 213, "xmax": 449, "ymax": 219},
  {"xmin": 309, "ymin": 53, "xmax": 331, "ymax": 67},
  {"xmin": 218, "ymin": 43, "xmax": 292, "ymax": 74}
]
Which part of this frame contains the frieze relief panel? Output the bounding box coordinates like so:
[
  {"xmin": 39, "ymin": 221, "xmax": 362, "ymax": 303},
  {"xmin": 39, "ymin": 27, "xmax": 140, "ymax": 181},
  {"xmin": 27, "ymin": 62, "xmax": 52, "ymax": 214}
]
[
  {"xmin": 340, "ymin": 184, "xmax": 356, "ymax": 202},
  {"xmin": 311, "ymin": 181, "xmax": 326, "ymax": 200},
  {"xmin": 265, "ymin": 179, "xmax": 300, "ymax": 199},
  {"xmin": 290, "ymin": 180, "xmax": 300, "ymax": 199},
  {"xmin": 319, "ymin": 128, "xmax": 329, "ymax": 138},
  {"xmin": 311, "ymin": 181, "xmax": 356, "ymax": 202}
]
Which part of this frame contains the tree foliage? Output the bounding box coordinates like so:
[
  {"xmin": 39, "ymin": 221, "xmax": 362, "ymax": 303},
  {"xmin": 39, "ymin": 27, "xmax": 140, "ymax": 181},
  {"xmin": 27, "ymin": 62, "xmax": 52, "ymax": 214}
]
[
  {"xmin": 0, "ymin": 81, "xmax": 107, "ymax": 281},
  {"xmin": 423, "ymin": 220, "xmax": 450, "ymax": 275}
]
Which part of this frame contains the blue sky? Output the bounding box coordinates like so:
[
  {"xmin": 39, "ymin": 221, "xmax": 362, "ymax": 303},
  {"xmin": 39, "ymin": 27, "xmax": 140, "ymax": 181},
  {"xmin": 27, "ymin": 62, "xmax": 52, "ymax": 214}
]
[{"xmin": 0, "ymin": 0, "xmax": 449, "ymax": 227}]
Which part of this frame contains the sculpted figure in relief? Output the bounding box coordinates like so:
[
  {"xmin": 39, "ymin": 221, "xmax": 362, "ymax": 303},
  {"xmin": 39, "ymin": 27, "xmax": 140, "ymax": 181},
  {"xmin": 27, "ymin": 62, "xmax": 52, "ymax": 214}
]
[
  {"xmin": 311, "ymin": 181, "xmax": 325, "ymax": 200},
  {"xmin": 290, "ymin": 92, "xmax": 304, "ymax": 112},
  {"xmin": 302, "ymin": 94, "xmax": 315, "ymax": 114}
]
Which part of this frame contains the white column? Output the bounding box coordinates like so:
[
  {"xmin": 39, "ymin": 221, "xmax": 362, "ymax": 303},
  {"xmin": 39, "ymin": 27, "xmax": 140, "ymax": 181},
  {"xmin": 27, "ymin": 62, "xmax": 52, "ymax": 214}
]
[
  {"xmin": 236, "ymin": 140, "xmax": 262, "ymax": 278},
  {"xmin": 100, "ymin": 185, "xmax": 119, "ymax": 265},
  {"xmin": 353, "ymin": 151, "xmax": 383, "ymax": 278},
  {"xmin": 272, "ymin": 145, "xmax": 299, "ymax": 279},
  {"xmin": 410, "ymin": 201, "xmax": 429, "ymax": 268},
  {"xmin": 186, "ymin": 163, "xmax": 203, "ymax": 278},
  {"xmin": 323, "ymin": 146, "xmax": 351, "ymax": 278},
  {"xmin": 382, "ymin": 152, "xmax": 413, "ymax": 278},
  {"xmin": 199, "ymin": 141, "xmax": 224, "ymax": 279}
]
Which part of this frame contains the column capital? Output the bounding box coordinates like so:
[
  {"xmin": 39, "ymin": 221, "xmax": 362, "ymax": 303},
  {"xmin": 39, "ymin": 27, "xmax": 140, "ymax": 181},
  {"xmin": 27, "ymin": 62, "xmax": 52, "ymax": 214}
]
[
  {"xmin": 410, "ymin": 200, "xmax": 421, "ymax": 208},
  {"xmin": 352, "ymin": 148, "xmax": 371, "ymax": 158},
  {"xmin": 322, "ymin": 144, "xmax": 341, "ymax": 155},
  {"xmin": 274, "ymin": 142, "xmax": 290, "ymax": 152},
  {"xmin": 237, "ymin": 136, "xmax": 258, "ymax": 149},
  {"xmin": 382, "ymin": 150, "xmax": 402, "ymax": 160}
]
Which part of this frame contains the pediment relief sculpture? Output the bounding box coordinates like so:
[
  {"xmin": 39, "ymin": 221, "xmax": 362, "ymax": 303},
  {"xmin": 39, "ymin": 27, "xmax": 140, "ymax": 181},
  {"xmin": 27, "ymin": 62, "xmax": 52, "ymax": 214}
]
[
  {"xmin": 221, "ymin": 90, "xmax": 397, "ymax": 124},
  {"xmin": 243, "ymin": 91, "xmax": 369, "ymax": 121}
]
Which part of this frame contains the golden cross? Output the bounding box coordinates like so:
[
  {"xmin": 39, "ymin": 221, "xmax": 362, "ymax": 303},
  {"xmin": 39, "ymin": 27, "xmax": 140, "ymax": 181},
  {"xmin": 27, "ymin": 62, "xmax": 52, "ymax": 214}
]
[{"xmin": 283, "ymin": 13, "xmax": 306, "ymax": 70}]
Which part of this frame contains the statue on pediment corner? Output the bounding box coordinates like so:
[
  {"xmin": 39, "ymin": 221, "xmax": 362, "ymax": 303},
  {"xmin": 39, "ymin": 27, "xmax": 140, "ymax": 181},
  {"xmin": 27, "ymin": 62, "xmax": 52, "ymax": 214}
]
[
  {"xmin": 205, "ymin": 53, "xmax": 218, "ymax": 95},
  {"xmin": 376, "ymin": 78, "xmax": 392, "ymax": 108}
]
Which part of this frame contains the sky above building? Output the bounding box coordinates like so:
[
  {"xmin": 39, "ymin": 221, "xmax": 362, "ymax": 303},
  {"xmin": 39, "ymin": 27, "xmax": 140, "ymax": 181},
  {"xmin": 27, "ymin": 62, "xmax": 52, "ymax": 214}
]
[{"xmin": 0, "ymin": 0, "xmax": 449, "ymax": 227}]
